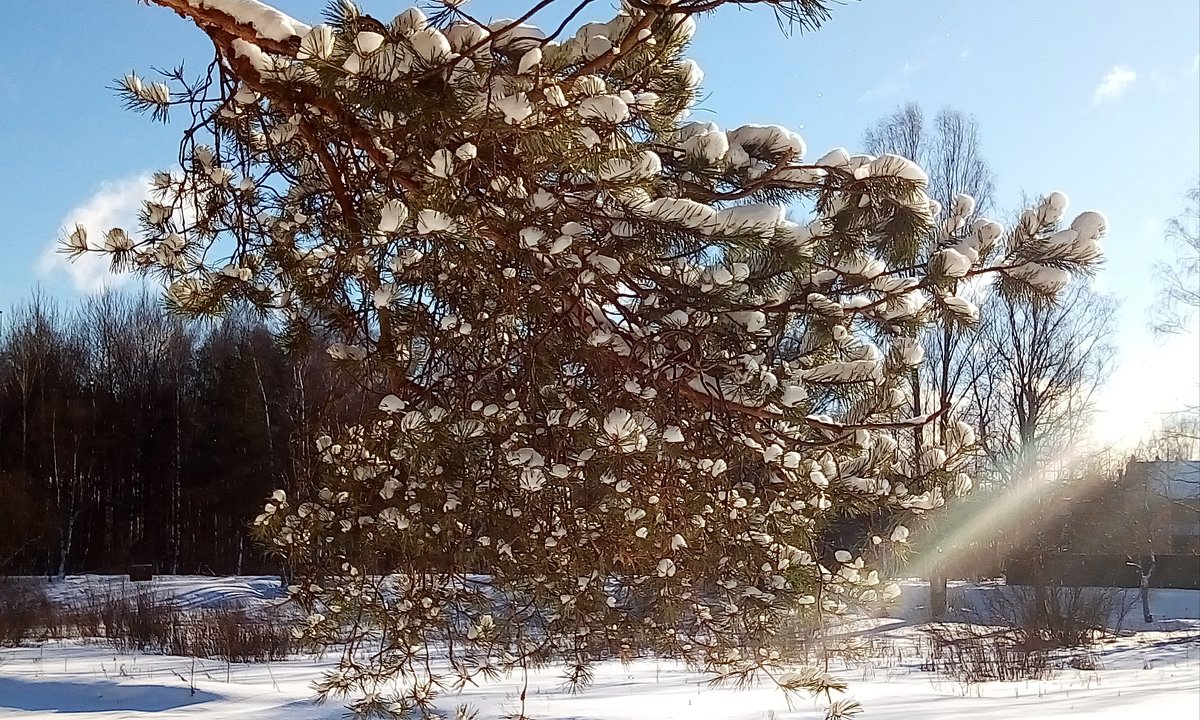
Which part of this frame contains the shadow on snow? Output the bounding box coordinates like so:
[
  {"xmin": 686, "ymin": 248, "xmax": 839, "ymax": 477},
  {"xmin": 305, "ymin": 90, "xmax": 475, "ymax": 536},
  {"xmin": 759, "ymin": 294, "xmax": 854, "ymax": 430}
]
[{"xmin": 0, "ymin": 677, "xmax": 222, "ymax": 713}]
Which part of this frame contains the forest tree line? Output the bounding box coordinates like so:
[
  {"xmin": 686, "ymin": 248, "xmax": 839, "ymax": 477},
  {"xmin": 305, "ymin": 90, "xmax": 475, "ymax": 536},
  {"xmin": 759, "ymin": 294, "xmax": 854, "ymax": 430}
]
[{"xmin": 0, "ymin": 291, "xmax": 361, "ymax": 576}]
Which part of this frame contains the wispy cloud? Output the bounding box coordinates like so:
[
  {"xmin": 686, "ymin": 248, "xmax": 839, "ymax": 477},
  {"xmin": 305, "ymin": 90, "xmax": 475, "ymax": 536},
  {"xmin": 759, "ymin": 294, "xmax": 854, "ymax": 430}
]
[
  {"xmin": 1142, "ymin": 56, "xmax": 1200, "ymax": 94},
  {"xmin": 860, "ymin": 61, "xmax": 925, "ymax": 102},
  {"xmin": 1091, "ymin": 65, "xmax": 1137, "ymax": 105},
  {"xmin": 37, "ymin": 175, "xmax": 152, "ymax": 294}
]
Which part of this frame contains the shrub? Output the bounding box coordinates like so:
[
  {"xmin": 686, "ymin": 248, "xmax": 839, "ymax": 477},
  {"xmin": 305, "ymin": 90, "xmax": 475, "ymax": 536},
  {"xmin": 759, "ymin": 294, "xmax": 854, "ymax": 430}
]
[
  {"xmin": 86, "ymin": 589, "xmax": 180, "ymax": 653},
  {"xmin": 166, "ymin": 606, "xmax": 294, "ymax": 662},
  {"xmin": 920, "ymin": 623, "xmax": 1055, "ymax": 684},
  {"xmin": 0, "ymin": 578, "xmax": 52, "ymax": 646},
  {"xmin": 918, "ymin": 583, "xmax": 1132, "ymax": 685},
  {"xmin": 1, "ymin": 580, "xmax": 295, "ymax": 663},
  {"xmin": 979, "ymin": 584, "xmax": 1131, "ymax": 647}
]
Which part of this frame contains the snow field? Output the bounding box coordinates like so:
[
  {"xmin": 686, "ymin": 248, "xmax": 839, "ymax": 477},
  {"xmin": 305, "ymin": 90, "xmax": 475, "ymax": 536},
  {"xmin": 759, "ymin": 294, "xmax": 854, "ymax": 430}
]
[{"xmin": 0, "ymin": 577, "xmax": 1197, "ymax": 719}]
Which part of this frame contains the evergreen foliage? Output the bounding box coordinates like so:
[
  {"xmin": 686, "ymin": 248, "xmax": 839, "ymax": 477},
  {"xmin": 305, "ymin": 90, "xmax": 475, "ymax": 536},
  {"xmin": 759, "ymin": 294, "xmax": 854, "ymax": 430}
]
[{"xmin": 75, "ymin": 0, "xmax": 1106, "ymax": 714}]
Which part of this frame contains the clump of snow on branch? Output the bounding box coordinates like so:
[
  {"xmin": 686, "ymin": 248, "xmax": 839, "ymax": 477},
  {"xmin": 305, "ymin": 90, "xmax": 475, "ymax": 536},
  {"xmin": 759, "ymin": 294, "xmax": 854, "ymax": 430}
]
[{"xmin": 184, "ymin": 0, "xmax": 310, "ymax": 41}]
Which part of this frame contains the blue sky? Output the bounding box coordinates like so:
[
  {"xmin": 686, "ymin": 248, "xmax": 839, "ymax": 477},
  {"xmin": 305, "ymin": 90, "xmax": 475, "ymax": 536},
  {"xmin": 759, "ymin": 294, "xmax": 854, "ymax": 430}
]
[{"xmin": 0, "ymin": 0, "xmax": 1197, "ymax": 444}]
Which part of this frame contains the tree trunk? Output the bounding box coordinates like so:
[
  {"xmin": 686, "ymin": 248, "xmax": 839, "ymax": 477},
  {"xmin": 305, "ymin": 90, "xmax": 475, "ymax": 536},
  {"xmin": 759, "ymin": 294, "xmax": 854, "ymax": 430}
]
[
  {"xmin": 929, "ymin": 566, "xmax": 947, "ymax": 618},
  {"xmin": 170, "ymin": 381, "xmax": 182, "ymax": 575},
  {"xmin": 1139, "ymin": 554, "xmax": 1156, "ymax": 623},
  {"xmin": 57, "ymin": 514, "xmax": 74, "ymax": 581},
  {"xmin": 910, "ymin": 366, "xmax": 947, "ymax": 617}
]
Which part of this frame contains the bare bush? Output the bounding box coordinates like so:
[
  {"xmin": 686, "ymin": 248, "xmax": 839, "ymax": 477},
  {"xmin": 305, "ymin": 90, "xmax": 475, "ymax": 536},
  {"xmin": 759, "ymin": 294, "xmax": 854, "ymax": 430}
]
[
  {"xmin": 920, "ymin": 623, "xmax": 1055, "ymax": 684},
  {"xmin": 979, "ymin": 585, "xmax": 1131, "ymax": 647},
  {"xmin": 771, "ymin": 607, "xmax": 825, "ymax": 660},
  {"xmin": 73, "ymin": 588, "xmax": 181, "ymax": 653},
  {"xmin": 166, "ymin": 606, "xmax": 294, "ymax": 662},
  {"xmin": 60, "ymin": 595, "xmax": 103, "ymax": 639},
  {"xmin": 1, "ymin": 580, "xmax": 294, "ymax": 663},
  {"xmin": 917, "ymin": 583, "xmax": 1130, "ymax": 685},
  {"xmin": 0, "ymin": 578, "xmax": 53, "ymax": 646}
]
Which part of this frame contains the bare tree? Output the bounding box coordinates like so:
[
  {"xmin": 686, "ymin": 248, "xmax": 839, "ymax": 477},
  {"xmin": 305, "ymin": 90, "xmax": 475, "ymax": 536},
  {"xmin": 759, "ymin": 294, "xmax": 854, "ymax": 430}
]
[
  {"xmin": 862, "ymin": 105, "xmax": 997, "ymax": 442},
  {"xmin": 0, "ymin": 288, "xmax": 323, "ymax": 576},
  {"xmin": 1139, "ymin": 413, "xmax": 1200, "ymax": 464},
  {"xmin": 863, "ymin": 104, "xmax": 927, "ymax": 179},
  {"xmin": 0, "ymin": 295, "xmax": 59, "ymax": 466},
  {"xmin": 863, "ymin": 103, "xmax": 997, "ymax": 615},
  {"xmin": 958, "ymin": 279, "xmax": 1115, "ymax": 625},
  {"xmin": 864, "ymin": 103, "xmax": 996, "ymax": 216},
  {"xmin": 1153, "ymin": 181, "xmax": 1200, "ymax": 336},
  {"xmin": 969, "ymin": 280, "xmax": 1116, "ymax": 488}
]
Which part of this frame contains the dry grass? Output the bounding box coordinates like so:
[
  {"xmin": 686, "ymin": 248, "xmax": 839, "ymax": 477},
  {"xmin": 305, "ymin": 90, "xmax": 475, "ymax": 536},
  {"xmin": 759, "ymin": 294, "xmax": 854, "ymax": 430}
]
[
  {"xmin": 0, "ymin": 577, "xmax": 294, "ymax": 662},
  {"xmin": 919, "ymin": 623, "xmax": 1056, "ymax": 684},
  {"xmin": 166, "ymin": 606, "xmax": 294, "ymax": 662}
]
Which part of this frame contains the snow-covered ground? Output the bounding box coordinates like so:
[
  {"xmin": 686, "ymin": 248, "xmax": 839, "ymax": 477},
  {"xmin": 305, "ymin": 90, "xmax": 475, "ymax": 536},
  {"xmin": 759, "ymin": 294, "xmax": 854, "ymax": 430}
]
[{"xmin": 1, "ymin": 576, "xmax": 1198, "ymax": 719}]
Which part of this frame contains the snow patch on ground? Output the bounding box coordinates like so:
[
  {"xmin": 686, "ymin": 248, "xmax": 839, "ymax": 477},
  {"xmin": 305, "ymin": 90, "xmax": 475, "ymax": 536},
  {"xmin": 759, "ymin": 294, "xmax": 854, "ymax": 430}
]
[
  {"xmin": 27, "ymin": 574, "xmax": 287, "ymax": 610},
  {"xmin": 1, "ymin": 577, "xmax": 1197, "ymax": 719}
]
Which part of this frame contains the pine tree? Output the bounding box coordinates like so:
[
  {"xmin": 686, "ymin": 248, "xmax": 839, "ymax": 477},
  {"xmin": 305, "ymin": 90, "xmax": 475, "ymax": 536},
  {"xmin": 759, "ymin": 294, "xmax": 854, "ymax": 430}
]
[{"xmin": 71, "ymin": 0, "xmax": 1105, "ymax": 714}]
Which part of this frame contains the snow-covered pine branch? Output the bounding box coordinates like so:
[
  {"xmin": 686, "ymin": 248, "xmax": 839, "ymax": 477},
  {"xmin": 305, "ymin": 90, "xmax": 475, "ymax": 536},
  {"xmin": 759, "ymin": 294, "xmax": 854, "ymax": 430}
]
[{"xmin": 73, "ymin": 0, "xmax": 1105, "ymax": 713}]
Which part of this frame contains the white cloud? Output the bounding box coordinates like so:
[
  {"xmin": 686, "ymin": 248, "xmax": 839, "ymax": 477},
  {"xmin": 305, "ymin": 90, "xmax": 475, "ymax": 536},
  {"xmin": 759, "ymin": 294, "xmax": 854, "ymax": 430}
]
[
  {"xmin": 1191, "ymin": 54, "xmax": 1199, "ymax": 75},
  {"xmin": 1091, "ymin": 65, "xmax": 1137, "ymax": 105},
  {"xmin": 38, "ymin": 175, "xmax": 152, "ymax": 294}
]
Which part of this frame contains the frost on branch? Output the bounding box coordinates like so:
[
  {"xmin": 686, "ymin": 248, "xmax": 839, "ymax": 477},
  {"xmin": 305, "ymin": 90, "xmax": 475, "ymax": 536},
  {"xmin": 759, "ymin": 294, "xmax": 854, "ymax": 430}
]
[{"xmin": 77, "ymin": 0, "xmax": 1104, "ymax": 714}]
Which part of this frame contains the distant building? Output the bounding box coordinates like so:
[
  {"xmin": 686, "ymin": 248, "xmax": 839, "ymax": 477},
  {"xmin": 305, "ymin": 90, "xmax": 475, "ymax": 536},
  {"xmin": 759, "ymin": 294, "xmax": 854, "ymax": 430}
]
[
  {"xmin": 996, "ymin": 460, "xmax": 1200, "ymax": 588},
  {"xmin": 1045, "ymin": 460, "xmax": 1200, "ymax": 557},
  {"xmin": 1124, "ymin": 460, "xmax": 1200, "ymax": 555}
]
